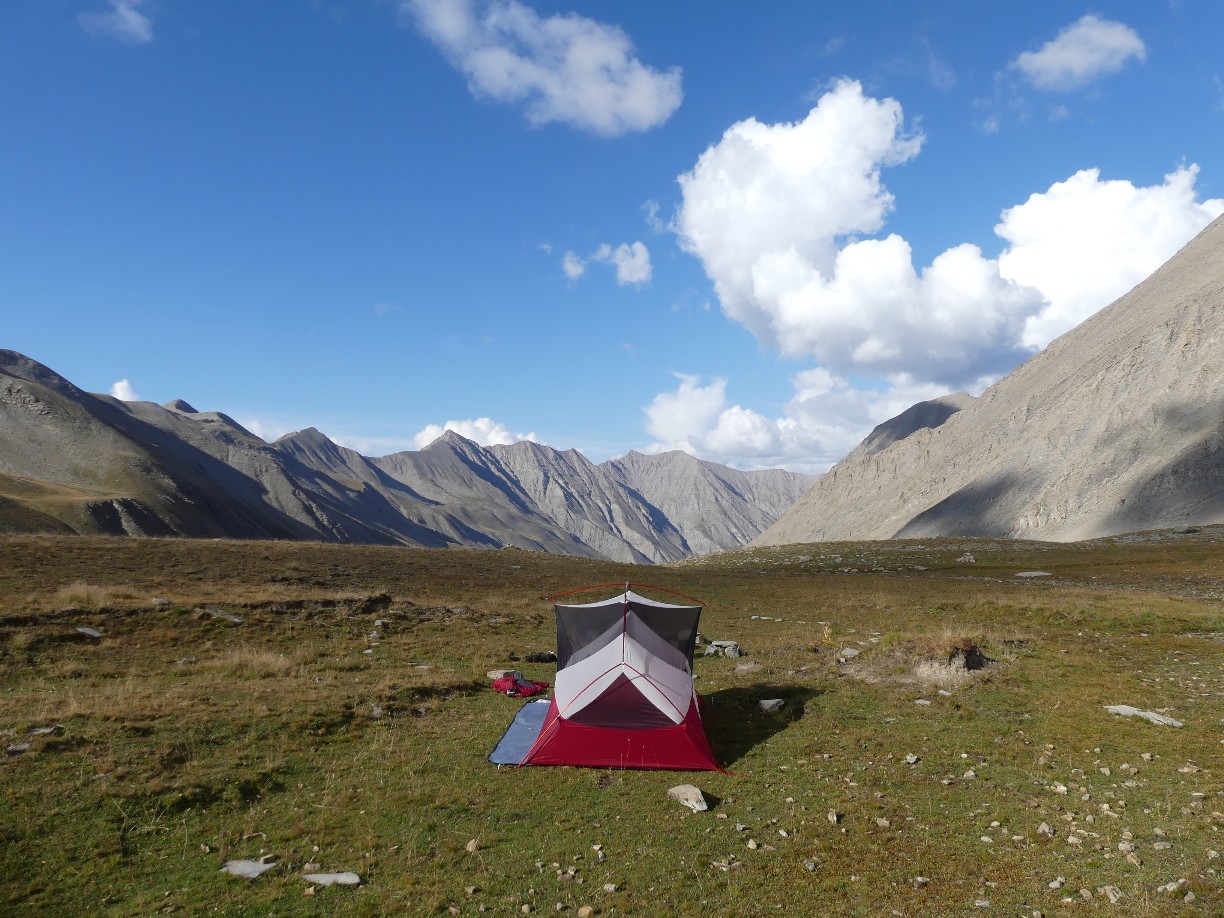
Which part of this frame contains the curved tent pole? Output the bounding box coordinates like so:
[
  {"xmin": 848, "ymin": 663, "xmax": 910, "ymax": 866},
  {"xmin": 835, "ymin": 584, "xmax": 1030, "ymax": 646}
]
[{"xmin": 547, "ymin": 582, "xmax": 706, "ymax": 606}]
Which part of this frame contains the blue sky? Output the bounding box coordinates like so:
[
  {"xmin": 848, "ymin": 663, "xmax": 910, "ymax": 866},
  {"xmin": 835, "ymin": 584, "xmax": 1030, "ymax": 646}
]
[{"xmin": 3, "ymin": 1, "xmax": 1223, "ymax": 471}]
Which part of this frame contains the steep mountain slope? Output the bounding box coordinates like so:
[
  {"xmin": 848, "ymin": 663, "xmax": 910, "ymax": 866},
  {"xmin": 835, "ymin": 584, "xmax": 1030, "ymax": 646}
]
[
  {"xmin": 487, "ymin": 441, "xmax": 690, "ymax": 563},
  {"xmin": 0, "ymin": 350, "xmax": 306, "ymax": 539},
  {"xmin": 0, "ymin": 350, "xmax": 811, "ymax": 559},
  {"xmin": 754, "ymin": 214, "xmax": 1224, "ymax": 546},
  {"xmin": 841, "ymin": 392, "xmax": 975, "ymax": 464},
  {"xmin": 607, "ymin": 450, "xmax": 816, "ymax": 556}
]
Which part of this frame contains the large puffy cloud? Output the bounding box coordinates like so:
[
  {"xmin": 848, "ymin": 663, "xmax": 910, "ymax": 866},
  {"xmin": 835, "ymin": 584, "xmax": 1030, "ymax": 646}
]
[
  {"xmin": 404, "ymin": 0, "xmax": 682, "ymax": 136},
  {"xmin": 78, "ymin": 0, "xmax": 153, "ymax": 44},
  {"xmin": 1012, "ymin": 15, "xmax": 1145, "ymax": 92},
  {"xmin": 676, "ymin": 80, "xmax": 1040, "ymax": 387},
  {"xmin": 412, "ymin": 417, "xmax": 539, "ymax": 449},
  {"xmin": 676, "ymin": 80, "xmax": 1223, "ymax": 391},
  {"xmin": 1000, "ymin": 166, "xmax": 1224, "ymax": 348}
]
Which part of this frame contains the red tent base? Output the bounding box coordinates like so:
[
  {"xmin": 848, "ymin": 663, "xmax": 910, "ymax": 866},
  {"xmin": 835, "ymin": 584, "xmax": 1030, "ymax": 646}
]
[{"xmin": 521, "ymin": 699, "xmax": 719, "ymax": 771}]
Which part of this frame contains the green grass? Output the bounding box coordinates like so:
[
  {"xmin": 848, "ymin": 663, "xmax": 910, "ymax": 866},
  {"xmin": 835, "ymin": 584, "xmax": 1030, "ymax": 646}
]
[{"xmin": 1, "ymin": 532, "xmax": 1222, "ymax": 915}]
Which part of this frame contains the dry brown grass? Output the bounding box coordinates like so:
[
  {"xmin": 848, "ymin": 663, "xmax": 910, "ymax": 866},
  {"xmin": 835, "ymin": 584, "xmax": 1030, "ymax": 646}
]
[
  {"xmin": 49, "ymin": 580, "xmax": 144, "ymax": 609},
  {"xmin": 52, "ymin": 580, "xmax": 116, "ymax": 608},
  {"xmin": 200, "ymin": 647, "xmax": 300, "ymax": 679},
  {"xmin": 52, "ymin": 676, "xmax": 183, "ymax": 720},
  {"xmin": 845, "ymin": 626, "xmax": 1014, "ymax": 690}
]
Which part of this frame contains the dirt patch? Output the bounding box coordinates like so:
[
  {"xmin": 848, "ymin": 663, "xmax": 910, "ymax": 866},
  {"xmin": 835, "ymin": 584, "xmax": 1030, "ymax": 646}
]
[{"xmin": 847, "ymin": 637, "xmax": 1001, "ymax": 689}]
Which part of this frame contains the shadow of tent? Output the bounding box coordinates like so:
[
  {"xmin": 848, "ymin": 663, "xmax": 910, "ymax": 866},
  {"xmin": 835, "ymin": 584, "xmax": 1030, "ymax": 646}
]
[{"xmin": 699, "ymin": 684, "xmax": 825, "ymax": 768}]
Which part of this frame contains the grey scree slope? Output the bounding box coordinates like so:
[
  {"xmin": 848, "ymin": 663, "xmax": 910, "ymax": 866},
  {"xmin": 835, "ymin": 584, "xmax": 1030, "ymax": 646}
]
[{"xmin": 753, "ymin": 213, "xmax": 1224, "ymax": 546}]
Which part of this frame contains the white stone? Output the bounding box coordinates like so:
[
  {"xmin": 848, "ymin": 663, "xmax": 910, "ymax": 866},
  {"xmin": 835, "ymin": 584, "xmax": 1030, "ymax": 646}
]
[
  {"xmin": 303, "ymin": 872, "xmax": 361, "ymax": 886},
  {"xmin": 221, "ymin": 860, "xmax": 277, "ymax": 879},
  {"xmin": 668, "ymin": 784, "xmax": 708, "ymax": 812},
  {"xmin": 1103, "ymin": 705, "xmax": 1183, "ymax": 727}
]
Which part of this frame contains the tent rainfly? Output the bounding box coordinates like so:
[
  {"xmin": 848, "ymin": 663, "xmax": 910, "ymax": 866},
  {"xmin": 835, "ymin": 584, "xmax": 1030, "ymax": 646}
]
[{"xmin": 490, "ymin": 584, "xmax": 720, "ymax": 771}]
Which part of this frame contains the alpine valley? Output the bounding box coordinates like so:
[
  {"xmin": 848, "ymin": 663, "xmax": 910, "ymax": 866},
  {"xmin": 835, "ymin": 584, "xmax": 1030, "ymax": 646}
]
[{"xmin": 0, "ymin": 350, "xmax": 813, "ymax": 563}]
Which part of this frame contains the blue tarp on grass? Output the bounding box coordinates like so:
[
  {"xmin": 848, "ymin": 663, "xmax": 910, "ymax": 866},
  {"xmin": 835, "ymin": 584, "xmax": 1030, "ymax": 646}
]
[{"xmin": 488, "ymin": 698, "xmax": 550, "ymax": 765}]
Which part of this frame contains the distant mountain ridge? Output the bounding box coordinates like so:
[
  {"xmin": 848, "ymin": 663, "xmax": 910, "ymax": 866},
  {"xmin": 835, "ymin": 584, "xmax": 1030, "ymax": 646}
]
[
  {"xmin": 0, "ymin": 351, "xmax": 814, "ymax": 562},
  {"xmin": 753, "ymin": 213, "xmax": 1224, "ymax": 546}
]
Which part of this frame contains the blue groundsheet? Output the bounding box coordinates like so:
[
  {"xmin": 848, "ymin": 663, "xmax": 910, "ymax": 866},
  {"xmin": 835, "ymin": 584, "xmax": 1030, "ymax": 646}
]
[{"xmin": 488, "ymin": 698, "xmax": 550, "ymax": 765}]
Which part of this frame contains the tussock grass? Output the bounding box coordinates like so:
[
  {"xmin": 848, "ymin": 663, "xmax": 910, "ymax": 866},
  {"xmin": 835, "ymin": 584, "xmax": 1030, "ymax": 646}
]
[
  {"xmin": 51, "ymin": 579, "xmax": 117, "ymax": 608},
  {"xmin": 201, "ymin": 647, "xmax": 299, "ymax": 679}
]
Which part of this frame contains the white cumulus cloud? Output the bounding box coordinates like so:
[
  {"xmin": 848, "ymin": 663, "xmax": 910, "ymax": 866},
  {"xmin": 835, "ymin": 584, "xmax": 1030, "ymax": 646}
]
[
  {"xmin": 676, "ymin": 79, "xmax": 1223, "ymax": 391},
  {"xmin": 593, "ymin": 241, "xmax": 652, "ymax": 286},
  {"xmin": 404, "ymin": 0, "xmax": 682, "ymax": 135},
  {"xmin": 999, "ymin": 165, "xmax": 1224, "ymax": 348},
  {"xmin": 78, "ymin": 0, "xmax": 153, "ymax": 44},
  {"xmin": 676, "ymin": 80, "xmax": 1037, "ymax": 387},
  {"xmin": 642, "ymin": 370, "xmax": 971, "ymax": 473},
  {"xmin": 109, "ymin": 378, "xmax": 140, "ymax": 401},
  {"xmin": 1012, "ymin": 15, "xmax": 1145, "ymax": 92},
  {"xmin": 412, "ymin": 417, "xmax": 539, "ymax": 449},
  {"xmin": 561, "ymin": 250, "xmax": 586, "ymax": 280}
]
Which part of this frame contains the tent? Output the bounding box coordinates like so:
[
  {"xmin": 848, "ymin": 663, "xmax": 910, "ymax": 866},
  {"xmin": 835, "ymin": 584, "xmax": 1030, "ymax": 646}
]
[{"xmin": 490, "ymin": 583, "xmax": 721, "ymax": 771}]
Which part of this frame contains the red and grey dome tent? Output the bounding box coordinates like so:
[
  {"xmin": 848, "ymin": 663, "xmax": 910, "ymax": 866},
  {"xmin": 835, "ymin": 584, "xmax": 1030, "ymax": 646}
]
[{"xmin": 489, "ymin": 583, "xmax": 721, "ymax": 771}]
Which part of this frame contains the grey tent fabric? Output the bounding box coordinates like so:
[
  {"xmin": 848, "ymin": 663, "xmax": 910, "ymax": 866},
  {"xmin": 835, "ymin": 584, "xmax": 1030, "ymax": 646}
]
[{"xmin": 554, "ymin": 590, "xmax": 701, "ymax": 669}]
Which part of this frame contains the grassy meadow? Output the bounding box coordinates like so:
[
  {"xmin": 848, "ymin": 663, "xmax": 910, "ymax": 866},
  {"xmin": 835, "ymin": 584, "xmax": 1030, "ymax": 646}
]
[{"xmin": 2, "ymin": 531, "xmax": 1223, "ymax": 916}]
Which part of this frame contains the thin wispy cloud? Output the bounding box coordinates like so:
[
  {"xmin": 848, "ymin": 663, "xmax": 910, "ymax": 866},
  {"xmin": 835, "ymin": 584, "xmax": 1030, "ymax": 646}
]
[
  {"xmin": 641, "ymin": 199, "xmax": 666, "ymax": 233},
  {"xmin": 593, "ymin": 241, "xmax": 651, "ymax": 286},
  {"xmin": 919, "ymin": 37, "xmax": 956, "ymax": 91},
  {"xmin": 403, "ymin": 0, "xmax": 682, "ymax": 135},
  {"xmin": 78, "ymin": 0, "xmax": 154, "ymax": 44},
  {"xmin": 562, "ymin": 241, "xmax": 651, "ymax": 286},
  {"xmin": 1012, "ymin": 15, "xmax": 1145, "ymax": 91},
  {"xmin": 561, "ymin": 250, "xmax": 586, "ymax": 280}
]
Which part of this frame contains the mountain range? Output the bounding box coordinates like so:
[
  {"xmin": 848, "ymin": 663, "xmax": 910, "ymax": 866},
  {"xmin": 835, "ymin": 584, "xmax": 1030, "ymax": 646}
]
[
  {"xmin": 0, "ymin": 351, "xmax": 814, "ymax": 563},
  {"xmin": 754, "ymin": 213, "xmax": 1224, "ymax": 546}
]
